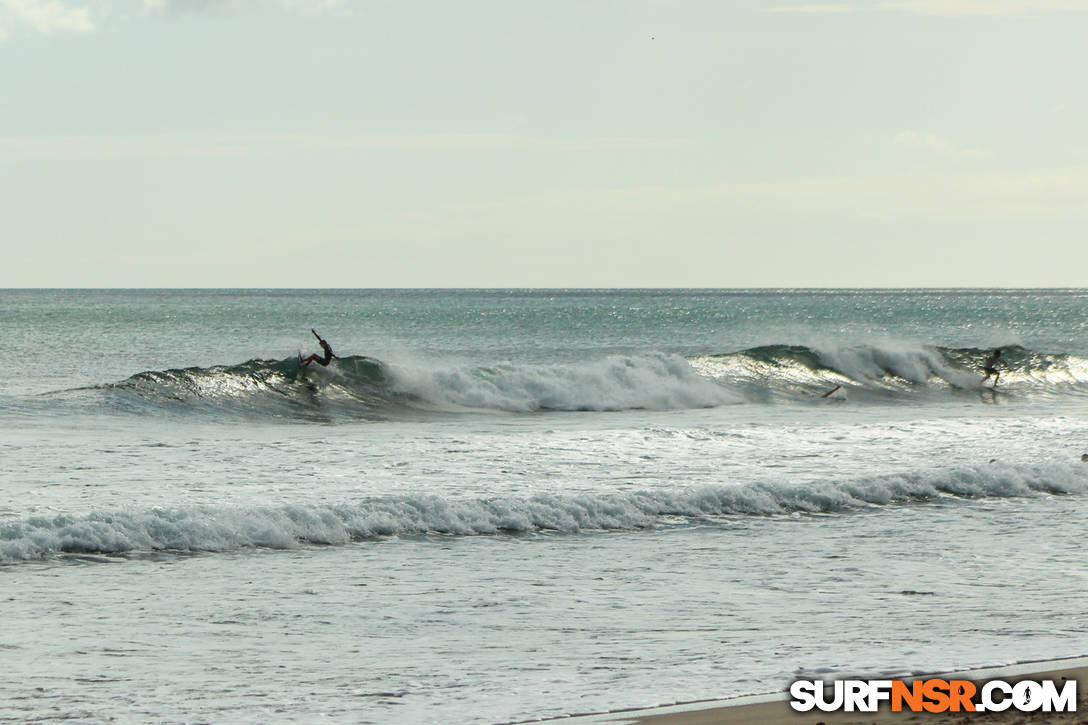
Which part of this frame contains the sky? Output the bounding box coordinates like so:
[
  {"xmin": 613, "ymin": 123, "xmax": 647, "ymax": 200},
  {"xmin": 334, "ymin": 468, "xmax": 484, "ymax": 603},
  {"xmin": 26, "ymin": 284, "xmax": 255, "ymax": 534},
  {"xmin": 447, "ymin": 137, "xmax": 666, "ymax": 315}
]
[{"xmin": 2, "ymin": 0, "xmax": 1087, "ymax": 287}]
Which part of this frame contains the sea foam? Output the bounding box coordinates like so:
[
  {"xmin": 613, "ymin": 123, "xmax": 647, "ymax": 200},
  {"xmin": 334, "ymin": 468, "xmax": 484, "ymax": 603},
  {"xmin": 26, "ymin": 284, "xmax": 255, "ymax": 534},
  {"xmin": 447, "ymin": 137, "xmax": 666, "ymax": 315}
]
[
  {"xmin": 386, "ymin": 352, "xmax": 737, "ymax": 412},
  {"xmin": 3, "ymin": 463, "xmax": 1084, "ymax": 563}
]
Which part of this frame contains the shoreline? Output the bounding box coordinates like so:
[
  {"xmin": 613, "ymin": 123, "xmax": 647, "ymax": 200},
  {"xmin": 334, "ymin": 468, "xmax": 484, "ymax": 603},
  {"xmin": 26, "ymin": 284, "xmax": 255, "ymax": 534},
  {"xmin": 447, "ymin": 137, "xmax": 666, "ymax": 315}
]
[{"xmin": 537, "ymin": 656, "xmax": 1088, "ymax": 724}]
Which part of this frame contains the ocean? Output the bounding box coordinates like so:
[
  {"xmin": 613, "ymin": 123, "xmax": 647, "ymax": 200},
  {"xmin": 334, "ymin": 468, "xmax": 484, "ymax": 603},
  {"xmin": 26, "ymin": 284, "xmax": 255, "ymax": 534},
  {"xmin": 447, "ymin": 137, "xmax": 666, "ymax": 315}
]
[{"xmin": 3, "ymin": 288, "xmax": 1088, "ymax": 724}]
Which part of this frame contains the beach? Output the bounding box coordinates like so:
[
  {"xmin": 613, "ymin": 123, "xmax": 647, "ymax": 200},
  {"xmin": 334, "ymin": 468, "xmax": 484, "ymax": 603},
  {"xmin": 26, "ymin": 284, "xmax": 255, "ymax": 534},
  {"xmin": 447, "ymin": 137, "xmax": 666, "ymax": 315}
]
[{"xmin": 554, "ymin": 661, "xmax": 1088, "ymax": 724}]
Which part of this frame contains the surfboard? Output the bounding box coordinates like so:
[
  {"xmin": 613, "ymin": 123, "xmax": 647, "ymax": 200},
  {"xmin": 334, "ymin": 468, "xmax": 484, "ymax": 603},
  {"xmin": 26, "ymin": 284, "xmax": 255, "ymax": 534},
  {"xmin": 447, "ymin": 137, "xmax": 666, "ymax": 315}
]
[
  {"xmin": 949, "ymin": 381, "xmax": 1011, "ymax": 397},
  {"xmin": 966, "ymin": 384, "xmax": 1011, "ymax": 398},
  {"xmin": 821, "ymin": 385, "xmax": 846, "ymax": 400}
]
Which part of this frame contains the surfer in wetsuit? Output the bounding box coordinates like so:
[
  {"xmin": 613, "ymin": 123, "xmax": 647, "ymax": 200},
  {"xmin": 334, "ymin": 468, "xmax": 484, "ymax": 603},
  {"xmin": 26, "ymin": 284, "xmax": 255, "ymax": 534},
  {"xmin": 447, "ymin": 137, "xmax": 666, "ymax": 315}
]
[
  {"xmin": 300, "ymin": 330, "xmax": 338, "ymax": 367},
  {"xmin": 980, "ymin": 349, "xmax": 1007, "ymax": 387}
]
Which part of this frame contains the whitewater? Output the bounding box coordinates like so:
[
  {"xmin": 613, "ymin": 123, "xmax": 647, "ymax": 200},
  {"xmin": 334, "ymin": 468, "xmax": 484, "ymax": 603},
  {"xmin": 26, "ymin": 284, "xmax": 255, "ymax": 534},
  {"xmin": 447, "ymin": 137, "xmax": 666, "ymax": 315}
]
[{"xmin": 3, "ymin": 288, "xmax": 1088, "ymax": 724}]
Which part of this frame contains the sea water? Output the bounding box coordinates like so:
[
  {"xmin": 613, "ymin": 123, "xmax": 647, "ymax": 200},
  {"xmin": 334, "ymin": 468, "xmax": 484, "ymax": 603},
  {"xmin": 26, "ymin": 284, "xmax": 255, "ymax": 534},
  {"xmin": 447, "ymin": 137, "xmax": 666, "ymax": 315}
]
[{"xmin": 2, "ymin": 289, "xmax": 1088, "ymax": 724}]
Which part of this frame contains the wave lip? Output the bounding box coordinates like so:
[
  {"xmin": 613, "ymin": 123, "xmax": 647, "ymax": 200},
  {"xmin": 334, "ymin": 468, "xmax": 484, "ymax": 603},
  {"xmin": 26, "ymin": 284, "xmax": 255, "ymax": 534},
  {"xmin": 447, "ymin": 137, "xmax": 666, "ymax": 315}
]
[
  {"xmin": 4, "ymin": 464, "xmax": 1084, "ymax": 563},
  {"xmin": 93, "ymin": 355, "xmax": 397, "ymax": 420}
]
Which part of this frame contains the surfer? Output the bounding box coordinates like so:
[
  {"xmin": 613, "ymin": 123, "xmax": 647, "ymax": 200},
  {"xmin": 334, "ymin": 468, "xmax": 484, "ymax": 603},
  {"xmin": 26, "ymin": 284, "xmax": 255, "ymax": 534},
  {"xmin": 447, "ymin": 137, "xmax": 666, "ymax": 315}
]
[
  {"xmin": 980, "ymin": 349, "xmax": 1008, "ymax": 387},
  {"xmin": 300, "ymin": 329, "xmax": 338, "ymax": 367}
]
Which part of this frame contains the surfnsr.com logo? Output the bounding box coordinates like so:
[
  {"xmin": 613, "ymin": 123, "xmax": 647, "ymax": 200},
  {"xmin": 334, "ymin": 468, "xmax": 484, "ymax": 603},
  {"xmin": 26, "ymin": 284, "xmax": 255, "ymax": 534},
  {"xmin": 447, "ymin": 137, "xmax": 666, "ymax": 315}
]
[{"xmin": 790, "ymin": 678, "xmax": 1077, "ymax": 714}]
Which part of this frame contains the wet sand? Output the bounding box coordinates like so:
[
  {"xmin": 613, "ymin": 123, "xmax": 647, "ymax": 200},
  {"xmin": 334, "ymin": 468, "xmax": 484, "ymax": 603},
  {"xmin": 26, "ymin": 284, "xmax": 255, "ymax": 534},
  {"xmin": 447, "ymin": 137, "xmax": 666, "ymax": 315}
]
[{"xmin": 544, "ymin": 659, "xmax": 1088, "ymax": 725}]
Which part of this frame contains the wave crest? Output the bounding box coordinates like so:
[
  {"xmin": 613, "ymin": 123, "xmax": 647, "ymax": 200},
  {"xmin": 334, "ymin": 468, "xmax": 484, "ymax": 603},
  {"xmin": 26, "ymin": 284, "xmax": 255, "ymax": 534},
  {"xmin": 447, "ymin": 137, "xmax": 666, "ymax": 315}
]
[
  {"xmin": 4, "ymin": 463, "xmax": 1084, "ymax": 563},
  {"xmin": 91, "ymin": 353, "xmax": 733, "ymax": 418},
  {"xmin": 56, "ymin": 343, "xmax": 1088, "ymax": 419},
  {"xmin": 693, "ymin": 343, "xmax": 1088, "ymax": 401}
]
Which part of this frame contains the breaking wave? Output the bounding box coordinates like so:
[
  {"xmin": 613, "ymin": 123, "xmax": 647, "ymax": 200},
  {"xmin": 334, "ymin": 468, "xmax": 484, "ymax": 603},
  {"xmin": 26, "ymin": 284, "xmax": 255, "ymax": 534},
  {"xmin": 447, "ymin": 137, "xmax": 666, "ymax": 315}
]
[
  {"xmin": 76, "ymin": 352, "xmax": 734, "ymax": 419},
  {"xmin": 3, "ymin": 463, "xmax": 1085, "ymax": 563},
  {"xmin": 692, "ymin": 343, "xmax": 1088, "ymax": 402},
  {"xmin": 97, "ymin": 355, "xmax": 395, "ymax": 420},
  {"xmin": 41, "ymin": 343, "xmax": 1088, "ymax": 420}
]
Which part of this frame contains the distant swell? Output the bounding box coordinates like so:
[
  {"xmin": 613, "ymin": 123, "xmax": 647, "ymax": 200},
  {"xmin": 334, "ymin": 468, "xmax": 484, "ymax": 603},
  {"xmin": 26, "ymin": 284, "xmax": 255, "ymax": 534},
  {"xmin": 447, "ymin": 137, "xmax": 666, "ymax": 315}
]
[{"xmin": 3, "ymin": 463, "xmax": 1085, "ymax": 563}]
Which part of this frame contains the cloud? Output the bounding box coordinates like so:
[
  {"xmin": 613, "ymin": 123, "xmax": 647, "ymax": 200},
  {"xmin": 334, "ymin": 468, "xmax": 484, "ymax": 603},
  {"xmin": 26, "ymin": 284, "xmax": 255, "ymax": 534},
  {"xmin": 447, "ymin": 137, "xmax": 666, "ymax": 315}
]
[
  {"xmin": 337, "ymin": 166, "xmax": 1088, "ymax": 258},
  {"xmin": 894, "ymin": 131, "xmax": 992, "ymax": 160},
  {"xmin": 0, "ymin": 0, "xmax": 93, "ymax": 32},
  {"xmin": 144, "ymin": 0, "xmax": 342, "ymax": 14},
  {"xmin": 767, "ymin": 0, "xmax": 1088, "ymax": 16},
  {"xmin": 881, "ymin": 0, "xmax": 1088, "ymax": 16},
  {"xmin": 766, "ymin": 4, "xmax": 858, "ymax": 14},
  {"xmin": 282, "ymin": 165, "xmax": 1087, "ymax": 286},
  {"xmin": 143, "ymin": 0, "xmax": 235, "ymax": 15},
  {"xmin": 0, "ymin": 133, "xmax": 690, "ymax": 160}
]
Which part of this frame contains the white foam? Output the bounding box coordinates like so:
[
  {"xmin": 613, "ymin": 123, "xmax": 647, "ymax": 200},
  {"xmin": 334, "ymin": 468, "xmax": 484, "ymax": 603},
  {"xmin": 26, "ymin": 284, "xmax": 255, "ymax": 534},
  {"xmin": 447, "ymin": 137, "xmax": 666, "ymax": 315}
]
[
  {"xmin": 814, "ymin": 341, "xmax": 963, "ymax": 386},
  {"xmin": 384, "ymin": 353, "xmax": 738, "ymax": 412},
  {"xmin": 4, "ymin": 463, "xmax": 1085, "ymax": 563}
]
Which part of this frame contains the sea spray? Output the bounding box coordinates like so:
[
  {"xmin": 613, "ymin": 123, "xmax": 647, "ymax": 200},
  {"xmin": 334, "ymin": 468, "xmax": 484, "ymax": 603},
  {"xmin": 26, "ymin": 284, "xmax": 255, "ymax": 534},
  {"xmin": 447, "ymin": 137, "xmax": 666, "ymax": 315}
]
[{"xmin": 384, "ymin": 352, "xmax": 737, "ymax": 412}]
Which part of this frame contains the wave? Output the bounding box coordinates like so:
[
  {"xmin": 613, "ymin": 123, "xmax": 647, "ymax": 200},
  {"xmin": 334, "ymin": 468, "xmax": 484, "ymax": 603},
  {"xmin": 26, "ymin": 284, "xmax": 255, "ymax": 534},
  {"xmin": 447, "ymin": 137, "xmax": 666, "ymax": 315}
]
[
  {"xmin": 3, "ymin": 463, "xmax": 1084, "ymax": 563},
  {"xmin": 96, "ymin": 355, "xmax": 396, "ymax": 420},
  {"xmin": 691, "ymin": 343, "xmax": 1088, "ymax": 402},
  {"xmin": 43, "ymin": 343, "xmax": 1088, "ymax": 421},
  {"xmin": 385, "ymin": 353, "xmax": 734, "ymax": 412},
  {"xmin": 75, "ymin": 352, "xmax": 734, "ymax": 419}
]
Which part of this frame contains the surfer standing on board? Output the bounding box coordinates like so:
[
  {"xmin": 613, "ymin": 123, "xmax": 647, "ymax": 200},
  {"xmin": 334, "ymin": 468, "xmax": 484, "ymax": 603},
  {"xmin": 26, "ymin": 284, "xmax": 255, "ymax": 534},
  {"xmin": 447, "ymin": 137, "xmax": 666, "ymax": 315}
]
[
  {"xmin": 980, "ymin": 349, "xmax": 1008, "ymax": 387},
  {"xmin": 300, "ymin": 329, "xmax": 338, "ymax": 367}
]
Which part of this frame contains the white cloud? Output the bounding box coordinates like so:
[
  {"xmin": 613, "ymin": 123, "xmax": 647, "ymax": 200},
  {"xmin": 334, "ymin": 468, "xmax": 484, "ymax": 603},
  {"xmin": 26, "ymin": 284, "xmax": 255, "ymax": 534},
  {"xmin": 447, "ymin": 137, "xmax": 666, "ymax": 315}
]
[
  {"xmin": 341, "ymin": 167, "xmax": 1088, "ymax": 260},
  {"xmin": 280, "ymin": 166, "xmax": 1087, "ymax": 284},
  {"xmin": 143, "ymin": 0, "xmax": 234, "ymax": 15},
  {"xmin": 894, "ymin": 131, "xmax": 992, "ymax": 160},
  {"xmin": 766, "ymin": 4, "xmax": 858, "ymax": 14},
  {"xmin": 0, "ymin": 0, "xmax": 93, "ymax": 32},
  {"xmin": 283, "ymin": 0, "xmax": 344, "ymax": 7},
  {"xmin": 768, "ymin": 0, "xmax": 1088, "ymax": 16},
  {"xmin": 882, "ymin": 0, "xmax": 1088, "ymax": 16},
  {"xmin": 0, "ymin": 133, "xmax": 690, "ymax": 160},
  {"xmin": 144, "ymin": 0, "xmax": 343, "ymax": 14}
]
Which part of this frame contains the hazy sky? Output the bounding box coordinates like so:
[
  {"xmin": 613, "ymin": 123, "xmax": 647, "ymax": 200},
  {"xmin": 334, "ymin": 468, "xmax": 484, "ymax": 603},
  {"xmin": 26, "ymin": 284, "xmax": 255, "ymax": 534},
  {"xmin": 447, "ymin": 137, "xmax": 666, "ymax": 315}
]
[{"xmin": 3, "ymin": 0, "xmax": 1087, "ymax": 287}]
